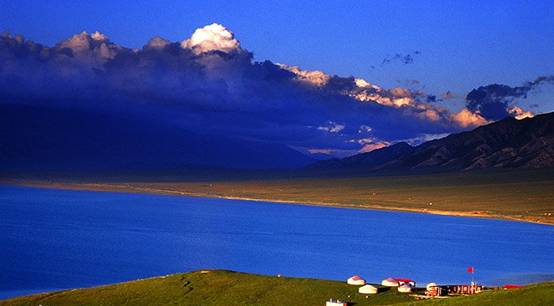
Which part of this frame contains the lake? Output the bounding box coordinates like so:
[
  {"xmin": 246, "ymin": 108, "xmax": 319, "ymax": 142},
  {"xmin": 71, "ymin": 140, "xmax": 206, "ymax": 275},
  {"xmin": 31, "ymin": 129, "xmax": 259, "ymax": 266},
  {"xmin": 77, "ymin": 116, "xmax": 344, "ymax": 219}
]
[{"xmin": 1, "ymin": 185, "xmax": 553, "ymax": 299}]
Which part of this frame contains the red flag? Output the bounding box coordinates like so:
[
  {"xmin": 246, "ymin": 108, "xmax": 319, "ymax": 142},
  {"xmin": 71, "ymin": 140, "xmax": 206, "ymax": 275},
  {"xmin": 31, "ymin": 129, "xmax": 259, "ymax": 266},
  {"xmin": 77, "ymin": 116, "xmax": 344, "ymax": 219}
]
[{"xmin": 467, "ymin": 266, "xmax": 474, "ymax": 273}]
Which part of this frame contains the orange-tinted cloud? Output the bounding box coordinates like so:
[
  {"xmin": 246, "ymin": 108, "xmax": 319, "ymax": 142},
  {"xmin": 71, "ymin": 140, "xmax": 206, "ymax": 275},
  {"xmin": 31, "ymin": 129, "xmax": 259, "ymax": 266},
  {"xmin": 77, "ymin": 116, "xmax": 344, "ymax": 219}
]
[
  {"xmin": 359, "ymin": 142, "xmax": 389, "ymax": 153},
  {"xmin": 452, "ymin": 108, "xmax": 489, "ymax": 128}
]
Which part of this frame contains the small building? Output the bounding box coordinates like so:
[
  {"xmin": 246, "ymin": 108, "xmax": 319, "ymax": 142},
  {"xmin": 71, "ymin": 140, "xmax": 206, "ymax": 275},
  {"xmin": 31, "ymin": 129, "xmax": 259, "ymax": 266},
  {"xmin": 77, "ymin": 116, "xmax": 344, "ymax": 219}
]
[
  {"xmin": 326, "ymin": 299, "xmax": 347, "ymax": 306},
  {"xmin": 425, "ymin": 283, "xmax": 444, "ymax": 297},
  {"xmin": 358, "ymin": 284, "xmax": 378, "ymax": 294},
  {"xmin": 447, "ymin": 284, "xmax": 484, "ymax": 295},
  {"xmin": 381, "ymin": 278, "xmax": 399, "ymax": 287},
  {"xmin": 398, "ymin": 284, "xmax": 413, "ymax": 293},
  {"xmin": 347, "ymin": 275, "xmax": 366, "ymax": 285},
  {"xmin": 395, "ymin": 278, "xmax": 416, "ymax": 287}
]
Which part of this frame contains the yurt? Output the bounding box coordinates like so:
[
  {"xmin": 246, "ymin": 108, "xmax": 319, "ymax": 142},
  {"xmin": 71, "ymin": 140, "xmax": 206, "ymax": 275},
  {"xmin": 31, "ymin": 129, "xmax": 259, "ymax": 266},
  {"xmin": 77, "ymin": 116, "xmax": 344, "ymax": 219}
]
[
  {"xmin": 425, "ymin": 283, "xmax": 442, "ymax": 297},
  {"xmin": 358, "ymin": 284, "xmax": 378, "ymax": 294},
  {"xmin": 381, "ymin": 278, "xmax": 399, "ymax": 287},
  {"xmin": 396, "ymin": 278, "xmax": 416, "ymax": 287},
  {"xmin": 347, "ymin": 275, "xmax": 366, "ymax": 285},
  {"xmin": 326, "ymin": 299, "xmax": 347, "ymax": 306},
  {"xmin": 397, "ymin": 284, "xmax": 413, "ymax": 293}
]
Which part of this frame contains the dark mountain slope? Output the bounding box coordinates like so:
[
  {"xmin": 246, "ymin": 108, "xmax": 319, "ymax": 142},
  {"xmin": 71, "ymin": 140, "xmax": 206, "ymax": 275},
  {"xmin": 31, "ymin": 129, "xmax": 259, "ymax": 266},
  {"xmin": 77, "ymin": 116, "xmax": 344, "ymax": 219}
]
[
  {"xmin": 308, "ymin": 142, "xmax": 414, "ymax": 171},
  {"xmin": 310, "ymin": 112, "xmax": 554, "ymax": 173},
  {"xmin": 0, "ymin": 103, "xmax": 313, "ymax": 176}
]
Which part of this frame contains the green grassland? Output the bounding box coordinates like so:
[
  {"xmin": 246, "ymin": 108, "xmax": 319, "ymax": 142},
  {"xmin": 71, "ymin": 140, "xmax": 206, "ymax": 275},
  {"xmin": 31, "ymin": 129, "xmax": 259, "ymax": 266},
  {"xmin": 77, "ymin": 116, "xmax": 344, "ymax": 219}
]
[
  {"xmin": 31, "ymin": 168, "xmax": 554, "ymax": 225},
  {"xmin": 2, "ymin": 270, "xmax": 553, "ymax": 306}
]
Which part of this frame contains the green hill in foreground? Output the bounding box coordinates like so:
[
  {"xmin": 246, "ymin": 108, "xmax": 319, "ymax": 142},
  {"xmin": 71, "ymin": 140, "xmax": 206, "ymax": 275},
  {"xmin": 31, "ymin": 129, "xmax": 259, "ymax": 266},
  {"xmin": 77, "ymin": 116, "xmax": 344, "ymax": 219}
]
[{"xmin": 2, "ymin": 270, "xmax": 553, "ymax": 306}]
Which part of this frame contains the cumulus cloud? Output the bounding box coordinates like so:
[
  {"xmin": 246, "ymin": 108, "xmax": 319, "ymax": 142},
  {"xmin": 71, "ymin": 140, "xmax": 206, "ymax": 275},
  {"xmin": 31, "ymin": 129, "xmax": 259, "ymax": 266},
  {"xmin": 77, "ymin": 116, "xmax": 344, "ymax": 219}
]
[
  {"xmin": 464, "ymin": 76, "xmax": 553, "ymax": 121},
  {"xmin": 466, "ymin": 84, "xmax": 525, "ymax": 121},
  {"xmin": 451, "ymin": 108, "xmax": 489, "ymax": 128},
  {"xmin": 276, "ymin": 67, "xmax": 452, "ymax": 126},
  {"xmin": 181, "ymin": 23, "xmax": 240, "ymax": 54},
  {"xmin": 508, "ymin": 106, "xmax": 534, "ymax": 120},
  {"xmin": 55, "ymin": 31, "xmax": 121, "ymax": 66},
  {"xmin": 1, "ymin": 26, "xmax": 549, "ymax": 159},
  {"xmin": 346, "ymin": 80, "xmax": 419, "ymax": 108},
  {"xmin": 278, "ymin": 64, "xmax": 330, "ymax": 87},
  {"xmin": 144, "ymin": 36, "xmax": 171, "ymax": 50}
]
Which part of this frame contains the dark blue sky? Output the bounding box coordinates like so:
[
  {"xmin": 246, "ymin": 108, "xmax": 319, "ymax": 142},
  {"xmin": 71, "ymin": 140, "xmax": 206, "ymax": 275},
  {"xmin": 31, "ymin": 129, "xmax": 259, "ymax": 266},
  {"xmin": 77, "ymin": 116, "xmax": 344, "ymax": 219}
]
[{"xmin": 1, "ymin": 0, "xmax": 553, "ymax": 107}]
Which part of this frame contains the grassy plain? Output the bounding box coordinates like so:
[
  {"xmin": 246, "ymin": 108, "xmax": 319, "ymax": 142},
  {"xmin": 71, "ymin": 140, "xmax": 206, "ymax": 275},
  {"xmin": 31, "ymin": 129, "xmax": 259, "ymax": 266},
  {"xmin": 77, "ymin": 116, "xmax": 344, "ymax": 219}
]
[
  {"xmin": 2, "ymin": 270, "xmax": 553, "ymax": 306},
  {"xmin": 17, "ymin": 169, "xmax": 554, "ymax": 225}
]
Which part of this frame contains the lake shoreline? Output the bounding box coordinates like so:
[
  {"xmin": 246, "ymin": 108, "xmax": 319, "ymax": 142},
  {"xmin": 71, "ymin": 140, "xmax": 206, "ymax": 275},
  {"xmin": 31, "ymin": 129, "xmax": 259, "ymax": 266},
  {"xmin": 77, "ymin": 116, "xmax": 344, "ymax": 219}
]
[{"xmin": 8, "ymin": 180, "xmax": 554, "ymax": 226}]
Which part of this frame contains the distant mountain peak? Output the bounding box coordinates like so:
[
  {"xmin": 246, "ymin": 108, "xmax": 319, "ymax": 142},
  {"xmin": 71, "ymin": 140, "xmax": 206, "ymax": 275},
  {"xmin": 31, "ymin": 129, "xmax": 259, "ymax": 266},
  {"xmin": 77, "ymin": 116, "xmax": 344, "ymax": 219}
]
[{"xmin": 309, "ymin": 112, "xmax": 554, "ymax": 174}]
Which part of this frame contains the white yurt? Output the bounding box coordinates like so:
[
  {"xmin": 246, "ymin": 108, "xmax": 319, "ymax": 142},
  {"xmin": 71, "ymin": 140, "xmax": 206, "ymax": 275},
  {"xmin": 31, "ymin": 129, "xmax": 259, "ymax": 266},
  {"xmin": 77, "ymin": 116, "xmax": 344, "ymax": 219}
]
[
  {"xmin": 426, "ymin": 282, "xmax": 438, "ymax": 290},
  {"xmin": 358, "ymin": 284, "xmax": 378, "ymax": 294},
  {"xmin": 397, "ymin": 284, "xmax": 413, "ymax": 293},
  {"xmin": 397, "ymin": 279, "xmax": 416, "ymax": 287},
  {"xmin": 381, "ymin": 278, "xmax": 399, "ymax": 287},
  {"xmin": 347, "ymin": 275, "xmax": 366, "ymax": 285}
]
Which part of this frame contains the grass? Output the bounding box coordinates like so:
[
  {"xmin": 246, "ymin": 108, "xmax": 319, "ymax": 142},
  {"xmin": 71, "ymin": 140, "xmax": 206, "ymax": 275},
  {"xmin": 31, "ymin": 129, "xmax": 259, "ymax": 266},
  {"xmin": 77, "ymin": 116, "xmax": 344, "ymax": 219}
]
[
  {"xmin": 2, "ymin": 270, "xmax": 553, "ymax": 306},
  {"xmin": 399, "ymin": 282, "xmax": 554, "ymax": 306},
  {"xmin": 22, "ymin": 168, "xmax": 554, "ymax": 225}
]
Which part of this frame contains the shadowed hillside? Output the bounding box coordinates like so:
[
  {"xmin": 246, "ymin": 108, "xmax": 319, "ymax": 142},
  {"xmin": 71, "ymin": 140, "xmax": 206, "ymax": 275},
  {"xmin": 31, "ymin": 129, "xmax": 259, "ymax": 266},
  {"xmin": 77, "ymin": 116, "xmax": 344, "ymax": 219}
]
[
  {"xmin": 0, "ymin": 103, "xmax": 314, "ymax": 176},
  {"xmin": 311, "ymin": 112, "xmax": 554, "ymax": 174}
]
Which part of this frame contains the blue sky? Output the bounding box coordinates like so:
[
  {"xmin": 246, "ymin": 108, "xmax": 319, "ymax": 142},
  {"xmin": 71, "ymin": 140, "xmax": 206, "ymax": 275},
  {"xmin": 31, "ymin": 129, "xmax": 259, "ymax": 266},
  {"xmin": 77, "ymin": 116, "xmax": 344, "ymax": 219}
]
[{"xmin": 1, "ymin": 0, "xmax": 553, "ymax": 110}]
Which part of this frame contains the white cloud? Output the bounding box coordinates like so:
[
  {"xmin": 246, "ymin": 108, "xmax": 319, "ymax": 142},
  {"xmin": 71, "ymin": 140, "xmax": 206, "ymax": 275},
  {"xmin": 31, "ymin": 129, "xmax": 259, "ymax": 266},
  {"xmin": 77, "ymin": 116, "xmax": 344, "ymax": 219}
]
[
  {"xmin": 317, "ymin": 121, "xmax": 345, "ymax": 133},
  {"xmin": 358, "ymin": 125, "xmax": 372, "ymax": 133},
  {"xmin": 397, "ymin": 133, "xmax": 450, "ymax": 146},
  {"xmin": 350, "ymin": 137, "xmax": 377, "ymax": 145},
  {"xmin": 91, "ymin": 31, "xmax": 108, "ymax": 41},
  {"xmin": 509, "ymin": 106, "xmax": 534, "ymax": 120},
  {"xmin": 307, "ymin": 148, "xmax": 336, "ymax": 155},
  {"xmin": 278, "ymin": 64, "xmax": 330, "ymax": 86},
  {"xmin": 354, "ymin": 78, "xmax": 374, "ymax": 88},
  {"xmin": 349, "ymin": 85, "xmax": 416, "ymax": 108},
  {"xmin": 181, "ymin": 23, "xmax": 240, "ymax": 54}
]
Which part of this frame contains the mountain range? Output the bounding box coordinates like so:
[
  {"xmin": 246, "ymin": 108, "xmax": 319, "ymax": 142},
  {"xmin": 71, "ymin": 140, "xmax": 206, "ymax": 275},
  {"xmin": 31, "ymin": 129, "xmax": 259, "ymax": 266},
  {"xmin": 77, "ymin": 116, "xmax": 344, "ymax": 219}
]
[
  {"xmin": 2, "ymin": 102, "xmax": 552, "ymax": 178},
  {"xmin": 309, "ymin": 111, "xmax": 554, "ymax": 174}
]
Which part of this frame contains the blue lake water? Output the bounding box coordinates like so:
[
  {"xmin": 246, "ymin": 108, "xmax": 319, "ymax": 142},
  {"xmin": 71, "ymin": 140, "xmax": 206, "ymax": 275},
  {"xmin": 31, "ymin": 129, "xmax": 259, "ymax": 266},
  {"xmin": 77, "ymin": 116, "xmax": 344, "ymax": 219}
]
[{"xmin": 1, "ymin": 185, "xmax": 553, "ymax": 299}]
